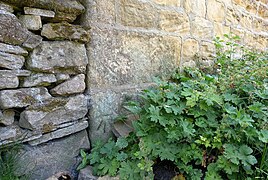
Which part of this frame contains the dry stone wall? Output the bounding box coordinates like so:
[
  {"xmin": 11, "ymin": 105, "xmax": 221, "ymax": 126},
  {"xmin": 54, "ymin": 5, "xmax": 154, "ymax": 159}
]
[
  {"xmin": 80, "ymin": 0, "xmax": 268, "ymax": 143},
  {"xmin": 0, "ymin": 0, "xmax": 90, "ymax": 179}
]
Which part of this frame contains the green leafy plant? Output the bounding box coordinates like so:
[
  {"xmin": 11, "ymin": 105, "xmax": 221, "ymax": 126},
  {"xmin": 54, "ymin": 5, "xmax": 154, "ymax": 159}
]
[{"xmin": 78, "ymin": 35, "xmax": 267, "ymax": 179}]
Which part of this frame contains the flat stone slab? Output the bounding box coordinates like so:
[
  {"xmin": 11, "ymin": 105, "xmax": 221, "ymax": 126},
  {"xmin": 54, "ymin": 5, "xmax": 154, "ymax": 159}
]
[
  {"xmin": 50, "ymin": 74, "xmax": 86, "ymax": 96},
  {"xmin": 0, "ymin": 2, "xmax": 14, "ymax": 13},
  {"xmin": 0, "ymin": 42, "xmax": 28, "ymax": 56},
  {"xmin": 22, "ymin": 73, "xmax": 57, "ymax": 87},
  {"xmin": 0, "ymin": 70, "xmax": 19, "ymax": 89},
  {"xmin": 19, "ymin": 94, "xmax": 88, "ymax": 131},
  {"xmin": 0, "ymin": 10, "xmax": 42, "ymax": 49},
  {"xmin": 0, "ymin": 109, "xmax": 15, "ymax": 126},
  {"xmin": 0, "ymin": 51, "xmax": 25, "ymax": 69},
  {"xmin": 27, "ymin": 41, "xmax": 88, "ymax": 74},
  {"xmin": 24, "ymin": 7, "xmax": 55, "ymax": 17},
  {"xmin": 0, "ymin": 87, "xmax": 52, "ymax": 109},
  {"xmin": 41, "ymin": 22, "xmax": 90, "ymax": 43},
  {"xmin": 19, "ymin": 15, "xmax": 42, "ymax": 31},
  {"xmin": 29, "ymin": 120, "xmax": 88, "ymax": 145}
]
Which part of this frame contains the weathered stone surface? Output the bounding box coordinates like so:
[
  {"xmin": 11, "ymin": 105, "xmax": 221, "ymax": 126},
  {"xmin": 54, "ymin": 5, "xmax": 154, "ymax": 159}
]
[
  {"xmin": 119, "ymin": 0, "xmax": 157, "ymax": 28},
  {"xmin": 98, "ymin": 176, "xmax": 119, "ymax": 180},
  {"xmin": 200, "ymin": 41, "xmax": 215, "ymax": 60},
  {"xmin": 19, "ymin": 94, "xmax": 88, "ymax": 131},
  {"xmin": 11, "ymin": 69, "xmax": 32, "ymax": 76},
  {"xmin": 1, "ymin": 0, "xmax": 85, "ymax": 22},
  {"xmin": 78, "ymin": 166, "xmax": 97, "ymax": 180},
  {"xmin": 24, "ymin": 7, "xmax": 55, "ymax": 17},
  {"xmin": 0, "ymin": 125, "xmax": 17, "ymax": 141},
  {"xmin": 158, "ymin": 9, "xmax": 190, "ymax": 35},
  {"xmin": 0, "ymin": 2, "xmax": 14, "ymax": 13},
  {"xmin": 214, "ymin": 23, "xmax": 230, "ymax": 37},
  {"xmin": 29, "ymin": 120, "xmax": 88, "ymax": 145},
  {"xmin": 0, "ymin": 42, "xmax": 28, "ymax": 56},
  {"xmin": 152, "ymin": 0, "xmax": 179, "ymax": 6},
  {"xmin": 50, "ymin": 74, "xmax": 86, "ymax": 96},
  {"xmin": 0, "ymin": 87, "xmax": 52, "ymax": 109},
  {"xmin": 0, "ymin": 52, "xmax": 25, "ymax": 69},
  {"xmin": 56, "ymin": 74, "xmax": 70, "ymax": 82},
  {"xmin": 88, "ymin": 28, "xmax": 181, "ymax": 87},
  {"xmin": 207, "ymin": 0, "xmax": 225, "ymax": 22},
  {"xmin": 0, "ymin": 71, "xmax": 19, "ymax": 89},
  {"xmin": 19, "ymin": 15, "xmax": 42, "ymax": 31},
  {"xmin": 41, "ymin": 22, "xmax": 90, "ymax": 43},
  {"xmin": 22, "ymin": 73, "xmax": 57, "ymax": 87},
  {"xmin": 16, "ymin": 130, "xmax": 90, "ymax": 180},
  {"xmin": 0, "ymin": 109, "xmax": 15, "ymax": 126},
  {"xmin": 183, "ymin": 0, "xmax": 206, "ymax": 17},
  {"xmin": 0, "ymin": 10, "xmax": 42, "ymax": 49},
  {"xmin": 27, "ymin": 41, "xmax": 88, "ymax": 74},
  {"xmin": 182, "ymin": 38, "xmax": 199, "ymax": 62},
  {"xmin": 191, "ymin": 17, "xmax": 213, "ymax": 39}
]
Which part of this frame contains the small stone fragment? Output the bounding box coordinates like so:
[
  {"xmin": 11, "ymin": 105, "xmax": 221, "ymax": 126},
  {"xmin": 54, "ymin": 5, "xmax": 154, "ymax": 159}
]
[
  {"xmin": 0, "ymin": 2, "xmax": 14, "ymax": 13},
  {"xmin": 22, "ymin": 33, "xmax": 42, "ymax": 50},
  {"xmin": 0, "ymin": 71, "xmax": 19, "ymax": 89},
  {"xmin": 29, "ymin": 121, "xmax": 88, "ymax": 145},
  {"xmin": 0, "ymin": 109, "xmax": 15, "ymax": 126},
  {"xmin": 22, "ymin": 73, "xmax": 57, "ymax": 87},
  {"xmin": 0, "ymin": 87, "xmax": 52, "ymax": 109},
  {"xmin": 41, "ymin": 22, "xmax": 90, "ymax": 43},
  {"xmin": 24, "ymin": 7, "xmax": 55, "ymax": 17},
  {"xmin": 19, "ymin": 15, "xmax": 42, "ymax": 31},
  {"xmin": 0, "ymin": 42, "xmax": 28, "ymax": 56},
  {"xmin": 19, "ymin": 94, "xmax": 88, "ymax": 130},
  {"xmin": 0, "ymin": 51, "xmax": 25, "ymax": 69},
  {"xmin": 50, "ymin": 74, "xmax": 86, "ymax": 96}
]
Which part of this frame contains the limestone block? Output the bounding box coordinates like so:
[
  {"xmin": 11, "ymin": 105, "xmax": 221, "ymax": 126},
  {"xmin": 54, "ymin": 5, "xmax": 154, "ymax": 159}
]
[
  {"xmin": 152, "ymin": 0, "xmax": 180, "ymax": 6},
  {"xmin": 0, "ymin": 10, "xmax": 42, "ymax": 49},
  {"xmin": 41, "ymin": 22, "xmax": 90, "ymax": 43},
  {"xmin": 50, "ymin": 74, "xmax": 86, "ymax": 96},
  {"xmin": 207, "ymin": 0, "xmax": 225, "ymax": 22},
  {"xmin": 0, "ymin": 109, "xmax": 15, "ymax": 126},
  {"xmin": 0, "ymin": 71, "xmax": 19, "ymax": 89},
  {"xmin": 183, "ymin": 0, "xmax": 206, "ymax": 17},
  {"xmin": 24, "ymin": 7, "xmax": 55, "ymax": 17},
  {"xmin": 22, "ymin": 73, "xmax": 57, "ymax": 87},
  {"xmin": 27, "ymin": 41, "xmax": 88, "ymax": 74},
  {"xmin": 182, "ymin": 38, "xmax": 199, "ymax": 62},
  {"xmin": 29, "ymin": 120, "xmax": 88, "ymax": 145},
  {"xmin": 158, "ymin": 9, "xmax": 190, "ymax": 35},
  {"xmin": 200, "ymin": 41, "xmax": 215, "ymax": 59},
  {"xmin": 16, "ymin": 130, "xmax": 90, "ymax": 180},
  {"xmin": 19, "ymin": 94, "xmax": 88, "ymax": 131},
  {"xmin": 0, "ymin": 2, "xmax": 14, "ymax": 13},
  {"xmin": 181, "ymin": 60, "xmax": 196, "ymax": 68},
  {"xmin": 0, "ymin": 42, "xmax": 28, "ymax": 56},
  {"xmin": 0, "ymin": 87, "xmax": 52, "ymax": 109},
  {"xmin": 240, "ymin": 13, "xmax": 252, "ymax": 30},
  {"xmin": 214, "ymin": 22, "xmax": 231, "ymax": 37},
  {"xmin": 19, "ymin": 15, "xmax": 42, "ymax": 31},
  {"xmin": 191, "ymin": 17, "xmax": 213, "ymax": 39},
  {"xmin": 225, "ymin": 7, "xmax": 240, "ymax": 26},
  {"xmin": 119, "ymin": 0, "xmax": 157, "ymax": 28},
  {"xmin": 88, "ymin": 27, "xmax": 181, "ymax": 87},
  {"xmin": 0, "ymin": 52, "xmax": 25, "ymax": 69}
]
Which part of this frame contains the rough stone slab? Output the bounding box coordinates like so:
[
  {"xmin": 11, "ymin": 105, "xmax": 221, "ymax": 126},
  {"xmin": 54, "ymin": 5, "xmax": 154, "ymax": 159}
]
[
  {"xmin": 50, "ymin": 74, "xmax": 86, "ymax": 96},
  {"xmin": 78, "ymin": 166, "xmax": 97, "ymax": 180},
  {"xmin": 0, "ymin": 87, "xmax": 52, "ymax": 109},
  {"xmin": 19, "ymin": 15, "xmax": 42, "ymax": 31},
  {"xmin": 56, "ymin": 74, "xmax": 70, "ymax": 82},
  {"xmin": 27, "ymin": 41, "xmax": 88, "ymax": 74},
  {"xmin": 0, "ymin": 2, "xmax": 13, "ymax": 13},
  {"xmin": 29, "ymin": 120, "xmax": 88, "ymax": 146},
  {"xmin": 191, "ymin": 17, "xmax": 213, "ymax": 39},
  {"xmin": 0, "ymin": 109, "xmax": 15, "ymax": 126},
  {"xmin": 0, "ymin": 70, "xmax": 19, "ymax": 89},
  {"xmin": 0, "ymin": 10, "xmax": 42, "ymax": 49},
  {"xmin": 11, "ymin": 69, "xmax": 32, "ymax": 76},
  {"xmin": 15, "ymin": 130, "xmax": 90, "ymax": 180},
  {"xmin": 22, "ymin": 73, "xmax": 57, "ymax": 87},
  {"xmin": 19, "ymin": 94, "xmax": 88, "ymax": 131},
  {"xmin": 41, "ymin": 22, "xmax": 90, "ymax": 43},
  {"xmin": 0, "ymin": 42, "xmax": 28, "ymax": 56},
  {"xmin": 0, "ymin": 51, "xmax": 25, "ymax": 69},
  {"xmin": 0, "ymin": 125, "xmax": 17, "ymax": 141},
  {"xmin": 24, "ymin": 7, "xmax": 55, "ymax": 17}
]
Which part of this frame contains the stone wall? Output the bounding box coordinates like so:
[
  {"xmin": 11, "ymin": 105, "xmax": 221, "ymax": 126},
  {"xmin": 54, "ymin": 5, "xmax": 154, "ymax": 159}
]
[
  {"xmin": 80, "ymin": 0, "xmax": 268, "ymax": 143},
  {"xmin": 0, "ymin": 0, "xmax": 267, "ymax": 179},
  {"xmin": 0, "ymin": 0, "xmax": 90, "ymax": 179}
]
